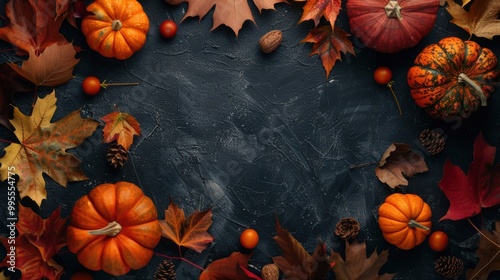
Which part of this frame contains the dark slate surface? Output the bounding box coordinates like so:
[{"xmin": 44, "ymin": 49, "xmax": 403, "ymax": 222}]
[{"xmin": 1, "ymin": 1, "xmax": 500, "ymax": 279}]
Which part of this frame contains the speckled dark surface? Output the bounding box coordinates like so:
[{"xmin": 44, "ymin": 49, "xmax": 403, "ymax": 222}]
[{"xmin": 1, "ymin": 1, "xmax": 500, "ymax": 279}]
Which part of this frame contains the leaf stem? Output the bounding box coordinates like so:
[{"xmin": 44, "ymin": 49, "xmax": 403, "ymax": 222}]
[
  {"xmin": 467, "ymin": 218, "xmax": 500, "ymax": 248},
  {"xmin": 387, "ymin": 81, "xmax": 403, "ymax": 116},
  {"xmin": 101, "ymin": 80, "xmax": 139, "ymax": 89},
  {"xmin": 154, "ymin": 252, "xmax": 205, "ymax": 271},
  {"xmin": 349, "ymin": 161, "xmax": 378, "ymax": 169}
]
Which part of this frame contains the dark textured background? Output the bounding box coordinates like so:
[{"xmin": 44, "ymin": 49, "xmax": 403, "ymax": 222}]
[{"xmin": 1, "ymin": 0, "xmax": 500, "ymax": 279}]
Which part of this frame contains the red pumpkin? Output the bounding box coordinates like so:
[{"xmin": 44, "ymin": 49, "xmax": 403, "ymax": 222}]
[
  {"xmin": 346, "ymin": 0, "xmax": 439, "ymax": 53},
  {"xmin": 66, "ymin": 182, "xmax": 161, "ymax": 276},
  {"xmin": 407, "ymin": 37, "xmax": 500, "ymax": 119}
]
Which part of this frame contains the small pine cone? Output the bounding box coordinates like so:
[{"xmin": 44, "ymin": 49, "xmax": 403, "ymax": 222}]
[
  {"xmin": 335, "ymin": 218, "xmax": 360, "ymax": 240},
  {"xmin": 154, "ymin": 259, "xmax": 176, "ymax": 280},
  {"xmin": 434, "ymin": 256, "xmax": 464, "ymax": 279},
  {"xmin": 420, "ymin": 129, "xmax": 445, "ymax": 155},
  {"xmin": 107, "ymin": 142, "xmax": 129, "ymax": 168},
  {"xmin": 261, "ymin": 264, "xmax": 279, "ymax": 280}
]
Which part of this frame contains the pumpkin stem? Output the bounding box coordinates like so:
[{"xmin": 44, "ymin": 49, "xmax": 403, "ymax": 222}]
[
  {"xmin": 408, "ymin": 219, "xmax": 430, "ymax": 231},
  {"xmin": 385, "ymin": 0, "xmax": 402, "ymax": 20},
  {"xmin": 387, "ymin": 81, "xmax": 403, "ymax": 116},
  {"xmin": 458, "ymin": 73, "xmax": 487, "ymax": 106},
  {"xmin": 88, "ymin": 221, "xmax": 122, "ymax": 236},
  {"xmin": 111, "ymin": 20, "xmax": 122, "ymax": 31}
]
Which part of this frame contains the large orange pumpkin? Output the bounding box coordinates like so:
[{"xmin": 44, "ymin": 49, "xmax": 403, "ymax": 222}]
[
  {"xmin": 81, "ymin": 0, "xmax": 150, "ymax": 60},
  {"xmin": 66, "ymin": 182, "xmax": 161, "ymax": 276},
  {"xmin": 407, "ymin": 37, "xmax": 500, "ymax": 120},
  {"xmin": 378, "ymin": 193, "xmax": 431, "ymax": 250}
]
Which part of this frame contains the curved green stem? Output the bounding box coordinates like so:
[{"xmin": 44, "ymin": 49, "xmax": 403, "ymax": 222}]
[
  {"xmin": 458, "ymin": 73, "xmax": 487, "ymax": 106},
  {"xmin": 408, "ymin": 219, "xmax": 430, "ymax": 231}
]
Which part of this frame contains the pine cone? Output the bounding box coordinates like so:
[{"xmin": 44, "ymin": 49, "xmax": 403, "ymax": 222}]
[
  {"xmin": 434, "ymin": 256, "xmax": 464, "ymax": 279},
  {"xmin": 107, "ymin": 142, "xmax": 129, "ymax": 168},
  {"xmin": 420, "ymin": 129, "xmax": 445, "ymax": 155},
  {"xmin": 154, "ymin": 259, "xmax": 176, "ymax": 280},
  {"xmin": 335, "ymin": 218, "xmax": 360, "ymax": 240}
]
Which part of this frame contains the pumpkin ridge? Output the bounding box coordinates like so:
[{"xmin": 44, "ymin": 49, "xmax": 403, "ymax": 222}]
[{"xmin": 438, "ymin": 39, "xmax": 464, "ymax": 73}]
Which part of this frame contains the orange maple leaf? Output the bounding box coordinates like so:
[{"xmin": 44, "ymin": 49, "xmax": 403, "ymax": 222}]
[
  {"xmin": 0, "ymin": 205, "xmax": 67, "ymax": 280},
  {"xmin": 9, "ymin": 43, "xmax": 80, "ymax": 87},
  {"xmin": 101, "ymin": 111, "xmax": 141, "ymax": 151},
  {"xmin": 159, "ymin": 199, "xmax": 214, "ymax": 253},
  {"xmin": 301, "ymin": 25, "xmax": 355, "ymax": 78},
  {"xmin": 300, "ymin": 0, "xmax": 342, "ymax": 29},
  {"xmin": 182, "ymin": 0, "xmax": 288, "ymax": 36},
  {"xmin": 0, "ymin": 91, "xmax": 99, "ymax": 206}
]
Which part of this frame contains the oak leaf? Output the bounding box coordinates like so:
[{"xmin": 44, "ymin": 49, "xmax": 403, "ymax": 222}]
[
  {"xmin": 101, "ymin": 111, "xmax": 141, "ymax": 151},
  {"xmin": 9, "ymin": 43, "xmax": 80, "ymax": 87},
  {"xmin": 446, "ymin": 0, "xmax": 500, "ymax": 39},
  {"xmin": 332, "ymin": 240, "xmax": 395, "ymax": 280},
  {"xmin": 272, "ymin": 218, "xmax": 335, "ymax": 279},
  {"xmin": 299, "ymin": 0, "xmax": 342, "ymax": 29},
  {"xmin": 182, "ymin": 0, "xmax": 288, "ymax": 36},
  {"xmin": 199, "ymin": 252, "xmax": 262, "ymax": 280},
  {"xmin": 0, "ymin": 205, "xmax": 67, "ymax": 280},
  {"xmin": 0, "ymin": 91, "xmax": 99, "ymax": 206},
  {"xmin": 0, "ymin": 0, "xmax": 69, "ymax": 55},
  {"xmin": 159, "ymin": 199, "xmax": 214, "ymax": 253},
  {"xmin": 466, "ymin": 221, "xmax": 500, "ymax": 280},
  {"xmin": 375, "ymin": 143, "xmax": 428, "ymax": 188},
  {"xmin": 439, "ymin": 132, "xmax": 500, "ymax": 221},
  {"xmin": 301, "ymin": 25, "xmax": 355, "ymax": 78}
]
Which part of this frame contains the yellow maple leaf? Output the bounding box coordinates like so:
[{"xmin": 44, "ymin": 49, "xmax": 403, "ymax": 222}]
[{"xmin": 0, "ymin": 91, "xmax": 99, "ymax": 206}]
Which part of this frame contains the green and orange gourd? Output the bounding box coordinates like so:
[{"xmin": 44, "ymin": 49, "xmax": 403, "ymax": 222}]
[{"xmin": 407, "ymin": 37, "xmax": 500, "ymax": 120}]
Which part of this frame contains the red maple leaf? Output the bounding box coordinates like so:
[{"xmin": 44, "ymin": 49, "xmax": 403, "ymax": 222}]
[
  {"xmin": 301, "ymin": 25, "xmax": 355, "ymax": 78},
  {"xmin": 0, "ymin": 205, "xmax": 67, "ymax": 280},
  {"xmin": 199, "ymin": 252, "xmax": 262, "ymax": 280},
  {"xmin": 439, "ymin": 132, "xmax": 500, "ymax": 221},
  {"xmin": 300, "ymin": 0, "xmax": 342, "ymax": 29},
  {"xmin": 0, "ymin": 0, "xmax": 69, "ymax": 55}
]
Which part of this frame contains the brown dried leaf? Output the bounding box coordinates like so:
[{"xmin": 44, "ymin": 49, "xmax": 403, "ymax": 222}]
[
  {"xmin": 375, "ymin": 143, "xmax": 428, "ymax": 188},
  {"xmin": 272, "ymin": 218, "xmax": 335, "ymax": 279},
  {"xmin": 446, "ymin": 0, "xmax": 500, "ymax": 39},
  {"xmin": 9, "ymin": 43, "xmax": 79, "ymax": 87},
  {"xmin": 332, "ymin": 240, "xmax": 395, "ymax": 280},
  {"xmin": 466, "ymin": 221, "xmax": 500, "ymax": 279}
]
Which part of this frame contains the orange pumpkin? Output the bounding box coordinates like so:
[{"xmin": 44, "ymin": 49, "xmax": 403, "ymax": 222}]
[
  {"xmin": 81, "ymin": 0, "xmax": 150, "ymax": 60},
  {"xmin": 66, "ymin": 182, "xmax": 161, "ymax": 276},
  {"xmin": 378, "ymin": 193, "xmax": 431, "ymax": 250}
]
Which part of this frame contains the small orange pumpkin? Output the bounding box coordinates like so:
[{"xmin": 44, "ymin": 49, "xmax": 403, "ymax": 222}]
[
  {"xmin": 66, "ymin": 182, "xmax": 161, "ymax": 276},
  {"xmin": 81, "ymin": 0, "xmax": 150, "ymax": 60},
  {"xmin": 378, "ymin": 193, "xmax": 431, "ymax": 250}
]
